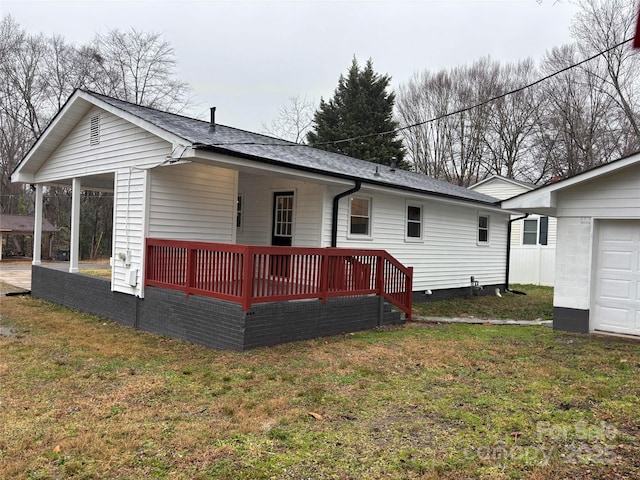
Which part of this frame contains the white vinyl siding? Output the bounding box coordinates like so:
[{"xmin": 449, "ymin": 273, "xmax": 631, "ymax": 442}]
[
  {"xmin": 33, "ymin": 107, "xmax": 172, "ymax": 297},
  {"xmin": 557, "ymin": 168, "xmax": 640, "ymax": 218},
  {"xmin": 334, "ymin": 189, "xmax": 509, "ymax": 291},
  {"xmin": 35, "ymin": 108, "xmax": 170, "ymax": 182},
  {"xmin": 236, "ymin": 174, "xmax": 325, "ymax": 247},
  {"xmin": 148, "ymin": 162, "xmax": 237, "ymax": 242},
  {"xmin": 469, "ymin": 179, "xmax": 530, "ymax": 200}
]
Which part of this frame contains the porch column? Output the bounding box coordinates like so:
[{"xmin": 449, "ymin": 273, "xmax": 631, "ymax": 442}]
[
  {"xmin": 69, "ymin": 177, "xmax": 81, "ymax": 273},
  {"xmin": 32, "ymin": 184, "xmax": 43, "ymax": 265}
]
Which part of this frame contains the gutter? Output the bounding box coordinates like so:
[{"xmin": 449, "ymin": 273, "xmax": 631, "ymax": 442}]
[
  {"xmin": 331, "ymin": 181, "xmax": 362, "ymax": 247},
  {"xmin": 505, "ymin": 213, "xmax": 529, "ymax": 294}
]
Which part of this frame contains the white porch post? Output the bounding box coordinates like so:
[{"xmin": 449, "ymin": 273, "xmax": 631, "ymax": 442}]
[
  {"xmin": 69, "ymin": 177, "xmax": 81, "ymax": 273},
  {"xmin": 32, "ymin": 184, "xmax": 43, "ymax": 265},
  {"xmin": 0, "ymin": 233, "xmax": 3, "ymax": 261}
]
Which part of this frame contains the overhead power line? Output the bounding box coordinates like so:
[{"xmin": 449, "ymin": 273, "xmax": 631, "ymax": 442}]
[{"xmin": 199, "ymin": 37, "xmax": 634, "ymax": 150}]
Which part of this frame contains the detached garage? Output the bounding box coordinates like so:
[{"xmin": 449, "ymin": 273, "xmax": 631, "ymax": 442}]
[{"xmin": 502, "ymin": 153, "xmax": 640, "ymax": 336}]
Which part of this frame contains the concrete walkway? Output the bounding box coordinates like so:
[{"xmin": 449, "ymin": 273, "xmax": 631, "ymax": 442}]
[{"xmin": 413, "ymin": 316, "xmax": 552, "ymax": 327}]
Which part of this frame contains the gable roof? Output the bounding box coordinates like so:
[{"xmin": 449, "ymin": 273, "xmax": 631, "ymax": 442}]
[
  {"xmin": 469, "ymin": 175, "xmax": 535, "ymax": 191},
  {"xmin": 0, "ymin": 214, "xmax": 57, "ymax": 234},
  {"xmin": 13, "ymin": 89, "xmax": 499, "ymax": 206},
  {"xmin": 502, "ymin": 151, "xmax": 640, "ymax": 215}
]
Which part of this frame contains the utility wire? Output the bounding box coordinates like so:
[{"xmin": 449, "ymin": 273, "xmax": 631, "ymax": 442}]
[{"xmin": 197, "ymin": 37, "xmax": 634, "ymax": 150}]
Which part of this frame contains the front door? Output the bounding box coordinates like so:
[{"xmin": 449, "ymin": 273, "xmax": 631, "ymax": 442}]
[{"xmin": 271, "ymin": 191, "xmax": 294, "ymax": 276}]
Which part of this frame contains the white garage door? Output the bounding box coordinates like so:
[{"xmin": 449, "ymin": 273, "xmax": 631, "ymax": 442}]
[{"xmin": 593, "ymin": 220, "xmax": 640, "ymax": 335}]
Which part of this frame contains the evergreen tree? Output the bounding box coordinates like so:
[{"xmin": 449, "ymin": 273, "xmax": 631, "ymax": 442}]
[{"xmin": 307, "ymin": 58, "xmax": 406, "ymax": 166}]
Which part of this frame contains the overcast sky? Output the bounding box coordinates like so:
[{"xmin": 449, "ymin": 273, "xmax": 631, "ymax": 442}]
[{"xmin": 1, "ymin": 0, "xmax": 580, "ymax": 133}]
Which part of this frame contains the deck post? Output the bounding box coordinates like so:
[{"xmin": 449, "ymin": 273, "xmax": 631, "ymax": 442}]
[
  {"xmin": 405, "ymin": 266, "xmax": 413, "ymax": 321},
  {"xmin": 69, "ymin": 178, "xmax": 81, "ymax": 273},
  {"xmin": 376, "ymin": 255, "xmax": 385, "ymax": 324},
  {"xmin": 319, "ymin": 251, "xmax": 329, "ymax": 304},
  {"xmin": 242, "ymin": 245, "xmax": 253, "ymax": 311},
  {"xmin": 32, "ymin": 184, "xmax": 43, "ymax": 265}
]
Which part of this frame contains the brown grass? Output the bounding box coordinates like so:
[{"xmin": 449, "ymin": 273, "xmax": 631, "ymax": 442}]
[{"xmin": 1, "ymin": 295, "xmax": 639, "ymax": 479}]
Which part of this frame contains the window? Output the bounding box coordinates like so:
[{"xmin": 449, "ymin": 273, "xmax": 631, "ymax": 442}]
[
  {"xmin": 349, "ymin": 197, "xmax": 371, "ymax": 236},
  {"xmin": 89, "ymin": 114, "xmax": 100, "ymax": 145},
  {"xmin": 236, "ymin": 193, "xmax": 243, "ymax": 232},
  {"xmin": 478, "ymin": 214, "xmax": 489, "ymax": 243},
  {"xmin": 523, "ymin": 216, "xmax": 549, "ymax": 245},
  {"xmin": 523, "ymin": 219, "xmax": 537, "ymax": 245},
  {"xmin": 406, "ymin": 204, "xmax": 422, "ymax": 239}
]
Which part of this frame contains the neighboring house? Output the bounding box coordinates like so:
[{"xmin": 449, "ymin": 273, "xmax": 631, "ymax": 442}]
[
  {"xmin": 502, "ymin": 153, "xmax": 640, "ymax": 337},
  {"xmin": 11, "ymin": 89, "xmax": 509, "ymax": 350},
  {"xmin": 470, "ymin": 175, "xmax": 557, "ymax": 286},
  {"xmin": 0, "ymin": 214, "xmax": 57, "ymax": 260}
]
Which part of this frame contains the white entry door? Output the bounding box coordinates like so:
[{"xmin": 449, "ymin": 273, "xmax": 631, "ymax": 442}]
[{"xmin": 593, "ymin": 220, "xmax": 640, "ymax": 335}]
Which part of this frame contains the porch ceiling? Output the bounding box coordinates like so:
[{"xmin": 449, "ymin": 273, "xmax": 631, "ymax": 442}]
[{"xmin": 44, "ymin": 172, "xmax": 115, "ymax": 192}]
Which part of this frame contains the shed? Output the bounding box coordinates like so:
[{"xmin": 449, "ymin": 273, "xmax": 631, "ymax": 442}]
[{"xmin": 0, "ymin": 214, "xmax": 57, "ymax": 260}]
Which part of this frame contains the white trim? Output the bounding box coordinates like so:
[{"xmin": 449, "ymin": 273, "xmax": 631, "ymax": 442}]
[
  {"xmin": 503, "ymin": 153, "xmax": 640, "ymax": 213},
  {"xmin": 32, "ymin": 184, "xmax": 43, "ymax": 265},
  {"xmin": 69, "ymin": 178, "xmax": 81, "ymax": 273}
]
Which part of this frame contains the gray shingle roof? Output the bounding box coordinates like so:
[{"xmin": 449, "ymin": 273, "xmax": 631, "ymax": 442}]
[{"xmin": 89, "ymin": 91, "xmax": 499, "ymax": 205}]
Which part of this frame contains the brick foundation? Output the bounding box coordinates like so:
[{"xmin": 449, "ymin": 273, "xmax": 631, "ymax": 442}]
[{"xmin": 31, "ymin": 265, "xmax": 404, "ymax": 351}]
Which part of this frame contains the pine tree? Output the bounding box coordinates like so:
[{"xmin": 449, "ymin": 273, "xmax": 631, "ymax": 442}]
[{"xmin": 307, "ymin": 58, "xmax": 406, "ymax": 167}]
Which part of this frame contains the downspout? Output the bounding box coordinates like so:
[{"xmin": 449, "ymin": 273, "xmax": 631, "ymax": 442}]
[
  {"xmin": 506, "ymin": 213, "xmax": 529, "ymax": 295},
  {"xmin": 331, "ymin": 181, "xmax": 362, "ymax": 247}
]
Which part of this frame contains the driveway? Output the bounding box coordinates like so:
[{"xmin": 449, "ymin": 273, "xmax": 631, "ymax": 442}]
[{"xmin": 0, "ymin": 261, "xmax": 110, "ymax": 292}]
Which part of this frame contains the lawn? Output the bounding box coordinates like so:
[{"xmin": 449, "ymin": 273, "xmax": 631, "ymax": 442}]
[{"xmin": 0, "ymin": 290, "xmax": 639, "ymax": 479}]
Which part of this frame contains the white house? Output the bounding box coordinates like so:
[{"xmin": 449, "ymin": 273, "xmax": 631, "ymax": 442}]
[
  {"xmin": 502, "ymin": 153, "xmax": 640, "ymax": 336},
  {"xmin": 10, "ymin": 89, "xmax": 511, "ymax": 349},
  {"xmin": 469, "ymin": 175, "xmax": 556, "ymax": 286}
]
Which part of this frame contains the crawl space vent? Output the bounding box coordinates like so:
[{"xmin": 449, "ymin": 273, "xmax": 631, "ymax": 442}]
[{"xmin": 89, "ymin": 114, "xmax": 100, "ymax": 145}]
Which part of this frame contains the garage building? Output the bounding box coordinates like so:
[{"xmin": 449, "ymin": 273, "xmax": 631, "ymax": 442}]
[{"xmin": 502, "ymin": 153, "xmax": 640, "ymax": 336}]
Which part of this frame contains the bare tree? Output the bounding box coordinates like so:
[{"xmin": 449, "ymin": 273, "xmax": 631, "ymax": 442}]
[
  {"xmin": 0, "ymin": 18, "xmax": 193, "ymax": 260},
  {"xmin": 397, "ymin": 57, "xmax": 504, "ymax": 186},
  {"xmin": 92, "ymin": 28, "xmax": 192, "ymax": 112},
  {"xmin": 482, "ymin": 58, "xmax": 539, "ymax": 179},
  {"xmin": 571, "ymin": 0, "xmax": 640, "ymax": 148},
  {"xmin": 262, "ymin": 95, "xmax": 315, "ymax": 142},
  {"xmin": 532, "ymin": 44, "xmax": 618, "ymax": 181}
]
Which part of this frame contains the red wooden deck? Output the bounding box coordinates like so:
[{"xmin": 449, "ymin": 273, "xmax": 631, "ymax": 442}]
[{"xmin": 145, "ymin": 239, "xmax": 413, "ymax": 319}]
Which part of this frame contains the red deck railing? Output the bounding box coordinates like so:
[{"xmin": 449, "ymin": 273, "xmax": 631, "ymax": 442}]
[{"xmin": 145, "ymin": 239, "xmax": 413, "ymax": 320}]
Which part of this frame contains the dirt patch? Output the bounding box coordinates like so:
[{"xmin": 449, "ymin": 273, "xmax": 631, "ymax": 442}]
[{"xmin": 0, "ymin": 326, "xmax": 18, "ymax": 337}]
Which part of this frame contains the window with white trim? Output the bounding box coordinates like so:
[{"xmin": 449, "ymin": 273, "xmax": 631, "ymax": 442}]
[
  {"xmin": 523, "ymin": 216, "xmax": 549, "ymax": 245},
  {"xmin": 406, "ymin": 204, "xmax": 422, "ymax": 240},
  {"xmin": 349, "ymin": 197, "xmax": 371, "ymax": 236},
  {"xmin": 478, "ymin": 214, "xmax": 489, "ymax": 243}
]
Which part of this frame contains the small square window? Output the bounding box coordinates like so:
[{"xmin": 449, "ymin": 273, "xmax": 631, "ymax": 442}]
[
  {"xmin": 478, "ymin": 215, "xmax": 489, "ymax": 243},
  {"xmin": 350, "ymin": 197, "xmax": 370, "ymax": 236}
]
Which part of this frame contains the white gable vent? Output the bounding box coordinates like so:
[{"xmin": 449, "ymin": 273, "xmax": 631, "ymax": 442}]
[{"xmin": 89, "ymin": 114, "xmax": 100, "ymax": 146}]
